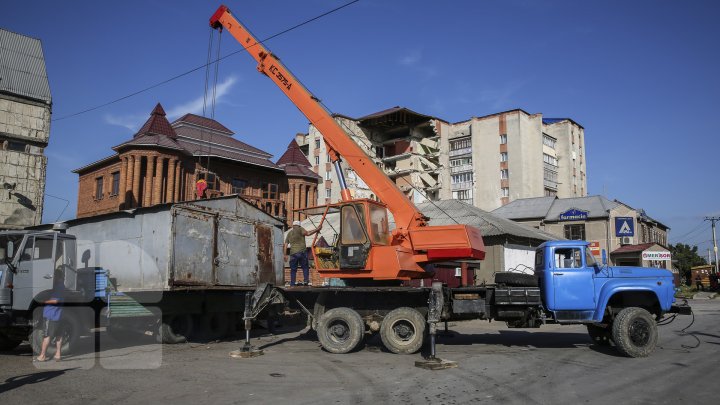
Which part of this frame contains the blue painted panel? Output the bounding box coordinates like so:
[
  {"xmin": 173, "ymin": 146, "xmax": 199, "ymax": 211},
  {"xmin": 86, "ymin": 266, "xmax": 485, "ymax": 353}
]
[
  {"xmin": 615, "ymin": 217, "xmax": 635, "ymax": 236},
  {"xmin": 552, "ymin": 268, "xmax": 596, "ymax": 310}
]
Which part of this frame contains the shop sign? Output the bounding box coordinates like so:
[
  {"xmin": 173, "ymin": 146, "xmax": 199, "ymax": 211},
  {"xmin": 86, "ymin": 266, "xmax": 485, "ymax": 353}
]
[
  {"xmin": 642, "ymin": 251, "xmax": 671, "ymax": 261},
  {"xmin": 559, "ymin": 208, "xmax": 589, "ymax": 221},
  {"xmin": 589, "ymin": 241, "xmax": 601, "ymax": 256}
]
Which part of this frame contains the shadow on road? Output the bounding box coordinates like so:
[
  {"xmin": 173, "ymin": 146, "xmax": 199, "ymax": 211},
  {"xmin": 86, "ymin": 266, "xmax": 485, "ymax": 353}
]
[
  {"xmin": 432, "ymin": 329, "xmax": 591, "ymax": 349},
  {"xmin": 0, "ymin": 368, "xmax": 78, "ymax": 394}
]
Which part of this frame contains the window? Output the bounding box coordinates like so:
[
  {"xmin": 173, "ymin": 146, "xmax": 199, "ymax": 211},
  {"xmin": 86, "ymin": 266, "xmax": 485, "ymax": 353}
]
[
  {"xmin": 325, "ymin": 171, "xmax": 332, "ymax": 181},
  {"xmin": 325, "ymin": 189, "xmax": 331, "ymax": 198},
  {"xmin": 262, "ymin": 183, "xmax": 278, "ymax": 200},
  {"xmin": 450, "ymin": 138, "xmax": 471, "ymax": 150},
  {"xmin": 198, "ymin": 171, "xmax": 219, "ymax": 190},
  {"xmin": 543, "ymin": 153, "xmax": 558, "ymax": 167},
  {"xmin": 95, "ymin": 177, "xmax": 104, "ymax": 200},
  {"xmin": 544, "ymin": 188, "xmax": 557, "ymax": 197},
  {"xmin": 231, "ymin": 179, "xmax": 247, "ymax": 195},
  {"xmin": 564, "ymin": 224, "xmax": 586, "ymax": 240},
  {"xmin": 341, "ymin": 205, "xmax": 367, "ymax": 245},
  {"xmin": 554, "ymin": 248, "xmax": 582, "ymax": 268},
  {"xmin": 543, "ymin": 134, "xmax": 556, "ymax": 149},
  {"xmin": 315, "ymin": 156, "xmax": 320, "ymax": 165},
  {"xmin": 450, "ymin": 157, "xmax": 472, "ymax": 167},
  {"xmin": 500, "ymin": 152, "xmax": 508, "ymax": 162},
  {"xmin": 7, "ymin": 141, "xmax": 27, "ymax": 152},
  {"xmin": 369, "ymin": 204, "xmax": 390, "ymax": 245},
  {"xmin": 500, "ymin": 169, "xmax": 508, "ymax": 179},
  {"xmin": 315, "ymin": 139, "xmax": 321, "ymax": 149},
  {"xmin": 501, "ymin": 187, "xmax": 509, "ymax": 197},
  {"xmin": 375, "ymin": 146, "xmax": 385, "ymax": 158},
  {"xmin": 500, "ymin": 134, "xmax": 507, "ymax": 144},
  {"xmin": 327, "ymin": 153, "xmax": 332, "ymax": 163},
  {"xmin": 110, "ymin": 172, "xmax": 120, "ymax": 196},
  {"xmin": 585, "ymin": 248, "xmax": 598, "ymax": 267},
  {"xmin": 451, "ymin": 172, "xmax": 472, "ymax": 184},
  {"xmin": 453, "ymin": 189, "xmax": 472, "ymax": 200},
  {"xmin": 534, "ymin": 250, "xmax": 544, "ymax": 268}
]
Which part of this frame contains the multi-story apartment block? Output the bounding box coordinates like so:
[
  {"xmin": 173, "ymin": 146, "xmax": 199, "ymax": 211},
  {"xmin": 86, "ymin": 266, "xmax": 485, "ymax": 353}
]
[
  {"xmin": 0, "ymin": 29, "xmax": 52, "ymax": 229},
  {"xmin": 302, "ymin": 107, "xmax": 587, "ymax": 212}
]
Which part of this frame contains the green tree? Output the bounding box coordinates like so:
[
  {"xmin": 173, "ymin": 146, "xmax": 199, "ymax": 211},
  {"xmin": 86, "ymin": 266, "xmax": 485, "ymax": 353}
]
[{"xmin": 670, "ymin": 243, "xmax": 707, "ymax": 282}]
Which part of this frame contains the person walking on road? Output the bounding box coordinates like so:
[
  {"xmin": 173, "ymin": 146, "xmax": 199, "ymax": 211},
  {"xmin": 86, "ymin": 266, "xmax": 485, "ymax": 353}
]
[{"xmin": 285, "ymin": 220, "xmax": 321, "ymax": 286}]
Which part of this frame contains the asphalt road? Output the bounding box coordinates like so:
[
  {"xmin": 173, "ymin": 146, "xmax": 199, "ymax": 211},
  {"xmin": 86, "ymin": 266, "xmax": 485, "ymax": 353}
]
[{"xmin": 0, "ymin": 299, "xmax": 716, "ymax": 404}]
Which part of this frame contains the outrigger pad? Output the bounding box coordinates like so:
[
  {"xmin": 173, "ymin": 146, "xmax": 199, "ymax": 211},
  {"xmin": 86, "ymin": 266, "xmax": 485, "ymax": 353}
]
[
  {"xmin": 415, "ymin": 357, "xmax": 458, "ymax": 370},
  {"xmin": 229, "ymin": 349, "xmax": 264, "ymax": 358}
]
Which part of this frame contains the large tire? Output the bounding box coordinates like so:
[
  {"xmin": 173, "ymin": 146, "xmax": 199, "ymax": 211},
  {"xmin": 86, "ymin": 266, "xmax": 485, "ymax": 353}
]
[
  {"xmin": 495, "ymin": 272, "xmax": 538, "ymax": 287},
  {"xmin": 611, "ymin": 307, "xmax": 658, "ymax": 358},
  {"xmin": 586, "ymin": 324, "xmax": 612, "ymax": 346},
  {"xmin": 380, "ymin": 307, "xmax": 426, "ymax": 354},
  {"xmin": 31, "ymin": 314, "xmax": 82, "ymax": 356},
  {"xmin": 195, "ymin": 312, "xmax": 231, "ymax": 341},
  {"xmin": 316, "ymin": 307, "xmax": 364, "ymax": 354},
  {"xmin": 160, "ymin": 314, "xmax": 194, "ymax": 344},
  {"xmin": 0, "ymin": 333, "xmax": 22, "ymax": 351}
]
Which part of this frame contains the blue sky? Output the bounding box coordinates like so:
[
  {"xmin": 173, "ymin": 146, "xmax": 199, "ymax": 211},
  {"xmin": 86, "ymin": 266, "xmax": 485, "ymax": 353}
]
[{"xmin": 2, "ymin": 0, "xmax": 718, "ymax": 256}]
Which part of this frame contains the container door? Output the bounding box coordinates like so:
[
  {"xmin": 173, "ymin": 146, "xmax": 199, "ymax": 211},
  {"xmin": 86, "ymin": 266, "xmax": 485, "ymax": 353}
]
[
  {"xmin": 215, "ymin": 216, "xmax": 255, "ymax": 286},
  {"xmin": 255, "ymin": 224, "xmax": 276, "ymax": 284},
  {"xmin": 551, "ymin": 247, "xmax": 595, "ymax": 310},
  {"xmin": 172, "ymin": 209, "xmax": 216, "ymax": 285}
]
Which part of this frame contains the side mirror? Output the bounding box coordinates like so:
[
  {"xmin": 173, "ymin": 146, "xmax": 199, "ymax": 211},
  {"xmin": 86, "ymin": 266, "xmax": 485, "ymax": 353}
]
[
  {"xmin": 601, "ymin": 249, "xmax": 607, "ymax": 265},
  {"xmin": 6, "ymin": 242, "xmax": 13, "ymax": 260}
]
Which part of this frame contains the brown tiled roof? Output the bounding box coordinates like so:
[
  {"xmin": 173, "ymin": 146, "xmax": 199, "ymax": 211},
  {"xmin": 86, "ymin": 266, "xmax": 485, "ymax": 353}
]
[
  {"xmin": 172, "ymin": 113, "xmax": 234, "ymax": 135},
  {"xmin": 611, "ymin": 243, "xmax": 657, "ymax": 254},
  {"xmin": 277, "ymin": 139, "xmax": 312, "ymax": 167},
  {"xmin": 283, "ymin": 164, "xmax": 320, "ymax": 180},
  {"xmin": 114, "ymin": 133, "xmax": 186, "ymax": 152},
  {"xmin": 173, "ymin": 125, "xmax": 271, "ymax": 158},
  {"xmin": 72, "ymin": 154, "xmax": 120, "ymax": 174},
  {"xmin": 135, "ymin": 103, "xmax": 177, "ymax": 139},
  {"xmin": 181, "ymin": 141, "xmax": 281, "ymax": 171}
]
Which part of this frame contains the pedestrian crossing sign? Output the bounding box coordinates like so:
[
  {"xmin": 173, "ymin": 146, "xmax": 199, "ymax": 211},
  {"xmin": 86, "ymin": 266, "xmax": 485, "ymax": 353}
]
[{"xmin": 615, "ymin": 217, "xmax": 634, "ymax": 237}]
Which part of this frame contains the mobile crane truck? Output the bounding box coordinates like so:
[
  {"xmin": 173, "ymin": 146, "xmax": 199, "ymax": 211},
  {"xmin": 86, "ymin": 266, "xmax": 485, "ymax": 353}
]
[{"xmin": 216, "ymin": 5, "xmax": 691, "ymax": 363}]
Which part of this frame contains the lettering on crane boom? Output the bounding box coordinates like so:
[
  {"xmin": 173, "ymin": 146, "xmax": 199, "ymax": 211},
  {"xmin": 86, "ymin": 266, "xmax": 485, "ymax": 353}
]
[{"xmin": 268, "ymin": 65, "xmax": 292, "ymax": 90}]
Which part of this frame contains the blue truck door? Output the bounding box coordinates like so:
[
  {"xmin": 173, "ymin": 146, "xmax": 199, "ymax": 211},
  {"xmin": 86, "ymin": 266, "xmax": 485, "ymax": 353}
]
[{"xmin": 551, "ymin": 247, "xmax": 595, "ymax": 310}]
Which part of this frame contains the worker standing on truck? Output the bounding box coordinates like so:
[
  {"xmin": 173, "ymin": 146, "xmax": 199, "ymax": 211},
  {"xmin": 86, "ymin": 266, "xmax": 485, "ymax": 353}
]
[
  {"xmin": 285, "ymin": 220, "xmax": 321, "ymax": 286},
  {"xmin": 35, "ymin": 269, "xmax": 65, "ymax": 362}
]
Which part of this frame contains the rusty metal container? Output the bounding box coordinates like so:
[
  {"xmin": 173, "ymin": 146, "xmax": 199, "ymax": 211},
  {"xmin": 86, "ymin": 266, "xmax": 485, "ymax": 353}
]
[{"xmin": 60, "ymin": 196, "xmax": 284, "ymax": 295}]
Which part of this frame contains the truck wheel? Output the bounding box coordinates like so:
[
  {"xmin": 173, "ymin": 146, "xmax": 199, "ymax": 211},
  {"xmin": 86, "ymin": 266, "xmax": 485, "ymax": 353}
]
[
  {"xmin": 160, "ymin": 315, "xmax": 194, "ymax": 344},
  {"xmin": 494, "ymin": 272, "xmax": 538, "ymax": 287},
  {"xmin": 31, "ymin": 314, "xmax": 82, "ymax": 356},
  {"xmin": 611, "ymin": 307, "xmax": 658, "ymax": 358},
  {"xmin": 196, "ymin": 312, "xmax": 231, "ymax": 341},
  {"xmin": 380, "ymin": 307, "xmax": 426, "ymax": 354},
  {"xmin": 317, "ymin": 307, "xmax": 364, "ymax": 354},
  {"xmin": 586, "ymin": 324, "xmax": 612, "ymax": 346},
  {"xmin": 0, "ymin": 333, "xmax": 22, "ymax": 351}
]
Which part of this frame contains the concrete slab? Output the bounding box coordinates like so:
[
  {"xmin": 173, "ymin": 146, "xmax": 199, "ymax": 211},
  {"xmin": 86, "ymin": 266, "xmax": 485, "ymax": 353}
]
[{"xmin": 692, "ymin": 292, "xmax": 717, "ymax": 299}]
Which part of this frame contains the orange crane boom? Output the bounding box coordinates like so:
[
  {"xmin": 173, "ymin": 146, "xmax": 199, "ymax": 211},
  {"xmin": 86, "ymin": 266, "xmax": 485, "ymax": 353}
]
[{"xmin": 210, "ymin": 5, "xmax": 484, "ymax": 280}]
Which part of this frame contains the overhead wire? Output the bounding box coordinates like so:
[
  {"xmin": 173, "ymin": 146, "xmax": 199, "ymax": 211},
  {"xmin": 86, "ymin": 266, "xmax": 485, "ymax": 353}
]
[{"xmin": 51, "ymin": 0, "xmax": 362, "ymax": 123}]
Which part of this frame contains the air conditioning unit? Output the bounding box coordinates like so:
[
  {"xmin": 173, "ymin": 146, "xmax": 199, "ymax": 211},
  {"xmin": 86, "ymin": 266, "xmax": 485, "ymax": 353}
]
[{"xmin": 620, "ymin": 236, "xmax": 633, "ymax": 245}]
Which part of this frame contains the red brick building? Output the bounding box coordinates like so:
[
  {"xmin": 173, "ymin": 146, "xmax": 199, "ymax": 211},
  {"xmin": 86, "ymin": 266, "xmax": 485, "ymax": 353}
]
[{"xmin": 74, "ymin": 103, "xmax": 320, "ymax": 224}]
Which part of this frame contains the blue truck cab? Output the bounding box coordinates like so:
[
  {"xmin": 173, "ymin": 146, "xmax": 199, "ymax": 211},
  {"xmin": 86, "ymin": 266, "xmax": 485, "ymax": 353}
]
[{"xmin": 531, "ymin": 240, "xmax": 687, "ymax": 357}]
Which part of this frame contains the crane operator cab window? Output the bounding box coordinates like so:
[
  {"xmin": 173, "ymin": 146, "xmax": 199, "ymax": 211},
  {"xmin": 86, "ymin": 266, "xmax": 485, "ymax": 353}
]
[
  {"xmin": 554, "ymin": 248, "xmax": 582, "ymax": 269},
  {"xmin": 339, "ymin": 204, "xmax": 370, "ymax": 269}
]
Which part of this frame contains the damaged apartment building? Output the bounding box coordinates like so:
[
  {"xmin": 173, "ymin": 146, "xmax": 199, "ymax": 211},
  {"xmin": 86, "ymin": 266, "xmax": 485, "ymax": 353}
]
[
  {"xmin": 0, "ymin": 28, "xmax": 52, "ymax": 229},
  {"xmin": 307, "ymin": 107, "xmax": 443, "ymax": 205},
  {"xmin": 303, "ymin": 107, "xmax": 587, "ymax": 212}
]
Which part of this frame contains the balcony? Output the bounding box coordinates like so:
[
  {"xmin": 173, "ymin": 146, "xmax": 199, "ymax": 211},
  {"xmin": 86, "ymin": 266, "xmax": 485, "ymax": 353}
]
[
  {"xmin": 449, "ymin": 147, "xmax": 472, "ymax": 157},
  {"xmin": 451, "ymin": 181, "xmax": 473, "ymax": 191},
  {"xmin": 543, "ymin": 179, "xmax": 558, "ymax": 189},
  {"xmin": 450, "ymin": 164, "xmax": 473, "ymax": 174}
]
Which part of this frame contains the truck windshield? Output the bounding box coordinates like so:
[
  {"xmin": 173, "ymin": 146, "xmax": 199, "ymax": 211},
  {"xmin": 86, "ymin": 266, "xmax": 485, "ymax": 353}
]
[{"xmin": 585, "ymin": 248, "xmax": 599, "ymax": 268}]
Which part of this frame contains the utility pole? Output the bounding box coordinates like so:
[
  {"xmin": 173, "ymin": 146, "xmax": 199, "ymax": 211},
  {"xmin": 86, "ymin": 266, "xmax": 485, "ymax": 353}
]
[{"xmin": 705, "ymin": 217, "xmax": 720, "ymax": 274}]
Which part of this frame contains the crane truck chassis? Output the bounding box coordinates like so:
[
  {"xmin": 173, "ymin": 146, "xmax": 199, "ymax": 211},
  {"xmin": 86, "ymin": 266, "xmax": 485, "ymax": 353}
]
[{"xmin": 240, "ymin": 240, "xmax": 691, "ymax": 360}]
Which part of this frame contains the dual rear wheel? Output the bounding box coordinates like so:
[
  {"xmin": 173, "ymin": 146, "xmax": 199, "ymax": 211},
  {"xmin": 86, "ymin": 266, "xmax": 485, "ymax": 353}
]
[{"xmin": 316, "ymin": 306, "xmax": 426, "ymax": 355}]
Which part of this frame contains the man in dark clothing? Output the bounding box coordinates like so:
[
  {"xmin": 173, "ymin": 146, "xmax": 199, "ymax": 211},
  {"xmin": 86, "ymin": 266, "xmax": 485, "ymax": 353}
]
[
  {"xmin": 285, "ymin": 220, "xmax": 321, "ymax": 286},
  {"xmin": 36, "ymin": 269, "xmax": 64, "ymax": 362}
]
